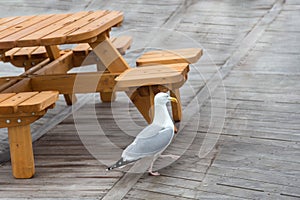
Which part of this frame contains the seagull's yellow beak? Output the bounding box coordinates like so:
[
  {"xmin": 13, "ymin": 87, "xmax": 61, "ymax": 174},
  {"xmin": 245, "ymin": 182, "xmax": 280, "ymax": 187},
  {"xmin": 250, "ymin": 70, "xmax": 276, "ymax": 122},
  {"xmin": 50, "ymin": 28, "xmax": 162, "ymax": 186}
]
[{"xmin": 168, "ymin": 97, "xmax": 178, "ymax": 103}]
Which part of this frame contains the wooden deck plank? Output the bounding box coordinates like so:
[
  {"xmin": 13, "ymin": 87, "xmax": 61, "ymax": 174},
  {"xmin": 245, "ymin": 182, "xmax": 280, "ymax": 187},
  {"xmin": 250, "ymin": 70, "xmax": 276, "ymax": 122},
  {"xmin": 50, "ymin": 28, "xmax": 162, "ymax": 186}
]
[{"xmin": 0, "ymin": 0, "xmax": 299, "ymax": 199}]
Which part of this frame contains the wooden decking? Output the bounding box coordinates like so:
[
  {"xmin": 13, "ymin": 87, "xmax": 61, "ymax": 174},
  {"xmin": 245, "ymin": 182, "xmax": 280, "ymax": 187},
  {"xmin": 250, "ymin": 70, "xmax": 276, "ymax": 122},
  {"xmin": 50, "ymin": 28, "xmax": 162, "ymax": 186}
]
[{"xmin": 0, "ymin": 0, "xmax": 300, "ymax": 199}]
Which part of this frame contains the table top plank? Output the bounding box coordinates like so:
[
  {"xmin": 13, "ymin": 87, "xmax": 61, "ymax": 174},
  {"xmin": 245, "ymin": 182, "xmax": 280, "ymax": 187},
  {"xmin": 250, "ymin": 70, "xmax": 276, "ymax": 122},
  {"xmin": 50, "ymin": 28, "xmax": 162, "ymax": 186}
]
[
  {"xmin": 66, "ymin": 11, "xmax": 123, "ymax": 43},
  {"xmin": 0, "ymin": 16, "xmax": 34, "ymax": 33},
  {"xmin": 18, "ymin": 91, "xmax": 59, "ymax": 113},
  {"xmin": 16, "ymin": 11, "xmax": 90, "ymax": 47},
  {"xmin": 40, "ymin": 10, "xmax": 109, "ymax": 45},
  {"xmin": 0, "ymin": 14, "xmax": 72, "ymax": 49},
  {"xmin": 0, "ymin": 10, "xmax": 124, "ymax": 48},
  {"xmin": 0, "ymin": 92, "xmax": 38, "ymax": 114},
  {"xmin": 0, "ymin": 15, "xmax": 52, "ymax": 40},
  {"xmin": 0, "ymin": 16, "xmax": 18, "ymax": 26}
]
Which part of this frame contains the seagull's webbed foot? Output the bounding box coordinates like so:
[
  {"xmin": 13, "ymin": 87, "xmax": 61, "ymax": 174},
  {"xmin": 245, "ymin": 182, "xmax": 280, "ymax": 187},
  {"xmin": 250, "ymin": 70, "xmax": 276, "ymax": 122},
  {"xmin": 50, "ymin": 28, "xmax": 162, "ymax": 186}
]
[{"xmin": 148, "ymin": 171, "xmax": 160, "ymax": 176}]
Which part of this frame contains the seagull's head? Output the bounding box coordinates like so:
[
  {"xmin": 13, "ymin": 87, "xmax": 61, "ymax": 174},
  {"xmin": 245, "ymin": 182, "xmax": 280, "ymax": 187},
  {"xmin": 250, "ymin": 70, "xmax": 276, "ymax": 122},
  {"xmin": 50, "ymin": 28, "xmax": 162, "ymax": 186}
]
[{"xmin": 154, "ymin": 92, "xmax": 178, "ymax": 106}]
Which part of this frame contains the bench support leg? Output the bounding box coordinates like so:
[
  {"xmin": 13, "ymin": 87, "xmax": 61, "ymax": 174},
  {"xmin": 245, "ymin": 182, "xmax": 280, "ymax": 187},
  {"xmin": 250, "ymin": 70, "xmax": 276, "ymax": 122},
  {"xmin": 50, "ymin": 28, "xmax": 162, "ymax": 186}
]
[
  {"xmin": 8, "ymin": 125, "xmax": 35, "ymax": 179},
  {"xmin": 170, "ymin": 89, "xmax": 182, "ymax": 122},
  {"xmin": 127, "ymin": 86, "xmax": 155, "ymax": 124},
  {"xmin": 100, "ymin": 92, "xmax": 116, "ymax": 102},
  {"xmin": 64, "ymin": 94, "xmax": 77, "ymax": 105},
  {"xmin": 96, "ymin": 62, "xmax": 117, "ymax": 102}
]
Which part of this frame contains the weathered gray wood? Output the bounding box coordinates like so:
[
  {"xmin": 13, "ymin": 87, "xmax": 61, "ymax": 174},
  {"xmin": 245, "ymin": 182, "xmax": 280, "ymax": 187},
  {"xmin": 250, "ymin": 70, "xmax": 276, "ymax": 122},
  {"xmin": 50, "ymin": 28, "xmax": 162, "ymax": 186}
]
[{"xmin": 0, "ymin": 0, "xmax": 299, "ymax": 199}]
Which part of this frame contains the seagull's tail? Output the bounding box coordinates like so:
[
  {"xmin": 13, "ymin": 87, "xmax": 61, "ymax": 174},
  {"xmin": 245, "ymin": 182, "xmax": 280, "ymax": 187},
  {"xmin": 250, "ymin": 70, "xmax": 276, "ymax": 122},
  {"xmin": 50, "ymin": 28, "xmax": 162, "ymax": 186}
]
[{"xmin": 106, "ymin": 157, "xmax": 138, "ymax": 171}]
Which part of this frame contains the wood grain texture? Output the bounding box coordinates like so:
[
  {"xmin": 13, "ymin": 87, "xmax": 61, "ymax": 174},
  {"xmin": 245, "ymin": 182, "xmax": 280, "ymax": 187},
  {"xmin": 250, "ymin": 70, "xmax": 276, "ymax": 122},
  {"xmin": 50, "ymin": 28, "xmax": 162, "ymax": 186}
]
[
  {"xmin": 89, "ymin": 35, "xmax": 130, "ymax": 73},
  {"xmin": 0, "ymin": 14, "xmax": 70, "ymax": 49},
  {"xmin": 30, "ymin": 72, "xmax": 119, "ymax": 94},
  {"xmin": 8, "ymin": 125, "xmax": 35, "ymax": 178},
  {"xmin": 40, "ymin": 11, "xmax": 108, "ymax": 45},
  {"xmin": 16, "ymin": 12, "xmax": 90, "ymax": 47},
  {"xmin": 0, "ymin": 92, "xmax": 38, "ymax": 114},
  {"xmin": 115, "ymin": 63, "xmax": 189, "ymax": 89},
  {"xmin": 18, "ymin": 91, "xmax": 59, "ymax": 113},
  {"xmin": 136, "ymin": 48, "xmax": 203, "ymax": 66}
]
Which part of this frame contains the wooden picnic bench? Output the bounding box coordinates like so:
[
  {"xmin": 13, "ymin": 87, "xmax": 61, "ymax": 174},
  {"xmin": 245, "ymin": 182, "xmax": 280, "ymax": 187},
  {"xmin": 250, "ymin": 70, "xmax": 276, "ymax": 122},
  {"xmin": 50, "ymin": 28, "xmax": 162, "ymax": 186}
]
[
  {"xmin": 0, "ymin": 91, "xmax": 58, "ymax": 178},
  {"xmin": 0, "ymin": 10, "xmax": 202, "ymax": 178},
  {"xmin": 116, "ymin": 48, "xmax": 202, "ymax": 123}
]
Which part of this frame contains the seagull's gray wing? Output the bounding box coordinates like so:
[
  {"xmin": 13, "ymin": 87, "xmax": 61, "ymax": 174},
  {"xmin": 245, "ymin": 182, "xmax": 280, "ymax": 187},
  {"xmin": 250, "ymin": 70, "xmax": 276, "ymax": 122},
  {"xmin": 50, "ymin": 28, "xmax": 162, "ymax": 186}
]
[
  {"xmin": 122, "ymin": 127, "xmax": 174, "ymax": 161},
  {"xmin": 136, "ymin": 123, "xmax": 165, "ymax": 139}
]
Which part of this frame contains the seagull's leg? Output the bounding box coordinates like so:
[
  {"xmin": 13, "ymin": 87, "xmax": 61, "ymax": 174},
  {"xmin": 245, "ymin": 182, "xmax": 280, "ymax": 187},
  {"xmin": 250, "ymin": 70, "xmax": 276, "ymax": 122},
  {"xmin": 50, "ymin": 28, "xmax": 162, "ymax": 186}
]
[
  {"xmin": 148, "ymin": 155, "xmax": 160, "ymax": 176},
  {"xmin": 160, "ymin": 154, "xmax": 180, "ymax": 159}
]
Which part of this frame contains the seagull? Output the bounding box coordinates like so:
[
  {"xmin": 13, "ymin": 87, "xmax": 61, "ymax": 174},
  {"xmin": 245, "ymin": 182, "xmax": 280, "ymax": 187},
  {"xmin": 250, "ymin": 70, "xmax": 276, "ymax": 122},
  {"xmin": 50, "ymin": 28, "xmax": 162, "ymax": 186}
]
[{"xmin": 106, "ymin": 92, "xmax": 179, "ymax": 176}]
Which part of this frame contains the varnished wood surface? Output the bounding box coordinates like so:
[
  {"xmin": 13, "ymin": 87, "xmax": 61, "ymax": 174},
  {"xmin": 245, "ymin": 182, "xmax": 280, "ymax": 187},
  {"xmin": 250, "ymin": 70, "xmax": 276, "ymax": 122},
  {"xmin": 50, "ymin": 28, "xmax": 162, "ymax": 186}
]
[
  {"xmin": 0, "ymin": 0, "xmax": 299, "ymax": 199},
  {"xmin": 0, "ymin": 10, "xmax": 123, "ymax": 49}
]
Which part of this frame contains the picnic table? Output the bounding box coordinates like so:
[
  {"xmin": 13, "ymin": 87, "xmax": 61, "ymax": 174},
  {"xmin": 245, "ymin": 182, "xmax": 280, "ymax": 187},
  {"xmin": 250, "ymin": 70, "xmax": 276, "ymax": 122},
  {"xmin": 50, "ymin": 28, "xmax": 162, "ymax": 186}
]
[{"xmin": 0, "ymin": 10, "xmax": 202, "ymax": 178}]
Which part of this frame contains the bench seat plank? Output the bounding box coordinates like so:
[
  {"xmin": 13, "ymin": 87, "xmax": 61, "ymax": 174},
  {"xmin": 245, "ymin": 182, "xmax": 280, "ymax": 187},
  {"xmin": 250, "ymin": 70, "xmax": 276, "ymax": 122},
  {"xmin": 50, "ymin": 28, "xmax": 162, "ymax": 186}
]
[
  {"xmin": 136, "ymin": 48, "xmax": 203, "ymax": 66},
  {"xmin": 4, "ymin": 36, "xmax": 132, "ymax": 64},
  {"xmin": 4, "ymin": 48, "xmax": 21, "ymax": 60},
  {"xmin": 110, "ymin": 36, "xmax": 132, "ymax": 55},
  {"xmin": 13, "ymin": 47, "xmax": 39, "ymax": 58},
  {"xmin": 72, "ymin": 36, "xmax": 132, "ymax": 56},
  {"xmin": 0, "ymin": 92, "xmax": 38, "ymax": 114},
  {"xmin": 115, "ymin": 63, "xmax": 189, "ymax": 89},
  {"xmin": 18, "ymin": 91, "xmax": 59, "ymax": 113},
  {"xmin": 0, "ymin": 93, "xmax": 16, "ymax": 103}
]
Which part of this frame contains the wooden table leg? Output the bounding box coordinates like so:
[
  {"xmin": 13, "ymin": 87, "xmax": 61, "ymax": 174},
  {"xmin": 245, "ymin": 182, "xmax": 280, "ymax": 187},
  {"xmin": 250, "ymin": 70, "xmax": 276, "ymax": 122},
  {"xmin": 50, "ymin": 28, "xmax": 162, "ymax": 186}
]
[
  {"xmin": 45, "ymin": 45, "xmax": 77, "ymax": 105},
  {"xmin": 8, "ymin": 125, "xmax": 35, "ymax": 179},
  {"xmin": 63, "ymin": 93, "xmax": 77, "ymax": 105},
  {"xmin": 89, "ymin": 35, "xmax": 130, "ymax": 73},
  {"xmin": 170, "ymin": 89, "xmax": 182, "ymax": 122},
  {"xmin": 90, "ymin": 34, "xmax": 130, "ymax": 102}
]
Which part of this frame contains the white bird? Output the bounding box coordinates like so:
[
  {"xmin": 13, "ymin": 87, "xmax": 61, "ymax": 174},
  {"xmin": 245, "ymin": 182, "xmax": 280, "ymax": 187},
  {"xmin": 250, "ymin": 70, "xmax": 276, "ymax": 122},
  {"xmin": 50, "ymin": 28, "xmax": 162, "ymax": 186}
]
[{"xmin": 106, "ymin": 92, "xmax": 179, "ymax": 176}]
